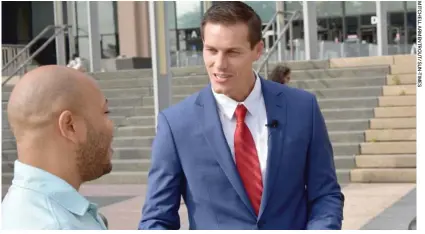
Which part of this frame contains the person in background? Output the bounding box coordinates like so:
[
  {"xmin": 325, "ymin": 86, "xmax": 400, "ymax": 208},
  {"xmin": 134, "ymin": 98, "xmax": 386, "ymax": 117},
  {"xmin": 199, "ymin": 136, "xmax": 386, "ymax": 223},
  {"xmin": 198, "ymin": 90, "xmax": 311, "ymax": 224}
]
[
  {"xmin": 2, "ymin": 65, "xmax": 113, "ymax": 230},
  {"xmin": 270, "ymin": 65, "xmax": 291, "ymax": 85}
]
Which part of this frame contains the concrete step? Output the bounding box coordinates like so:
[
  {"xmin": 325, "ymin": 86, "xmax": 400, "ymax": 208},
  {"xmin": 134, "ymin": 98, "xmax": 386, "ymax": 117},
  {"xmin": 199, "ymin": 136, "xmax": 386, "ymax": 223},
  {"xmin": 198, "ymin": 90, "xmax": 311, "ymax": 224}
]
[
  {"xmin": 360, "ymin": 142, "xmax": 416, "ymax": 155},
  {"xmin": 87, "ymin": 171, "xmax": 150, "ymax": 184},
  {"xmin": 112, "ymin": 115, "xmax": 155, "ymax": 127},
  {"xmin": 374, "ymin": 106, "xmax": 416, "ymax": 118},
  {"xmin": 336, "ymin": 169, "xmax": 351, "ymax": 184},
  {"xmin": 350, "ymin": 168, "xmax": 416, "ymax": 183},
  {"xmin": 333, "ymin": 143, "xmax": 360, "ymax": 156},
  {"xmin": 115, "ymin": 126, "xmax": 156, "ymax": 137},
  {"xmin": 382, "ymin": 85, "xmax": 416, "ymax": 96},
  {"xmin": 378, "ymin": 96, "xmax": 416, "ymax": 107},
  {"xmin": 369, "ymin": 117, "xmax": 416, "ymax": 129},
  {"xmin": 318, "ymin": 97, "xmax": 378, "ymax": 109},
  {"xmin": 329, "ymin": 131, "xmax": 364, "ymax": 143},
  {"xmin": 112, "ymin": 136, "xmax": 154, "ymax": 148},
  {"xmin": 325, "ymin": 119, "xmax": 370, "ymax": 132},
  {"xmin": 393, "ymin": 54, "xmax": 416, "ymax": 66},
  {"xmin": 329, "ymin": 55, "xmax": 394, "ymax": 68},
  {"xmin": 355, "ymin": 154, "xmax": 416, "ymax": 168},
  {"xmin": 334, "ymin": 155, "xmax": 356, "ymax": 169},
  {"xmin": 387, "ymin": 74, "xmax": 416, "ymax": 85},
  {"xmin": 108, "ymin": 106, "xmax": 154, "ymax": 117},
  {"xmin": 365, "ymin": 129, "xmax": 416, "ymax": 142},
  {"xmin": 391, "ymin": 64, "xmax": 415, "ymax": 75},
  {"xmin": 289, "ymin": 76, "xmax": 386, "ymax": 89},
  {"xmin": 322, "ymin": 108, "xmax": 374, "ymax": 120}
]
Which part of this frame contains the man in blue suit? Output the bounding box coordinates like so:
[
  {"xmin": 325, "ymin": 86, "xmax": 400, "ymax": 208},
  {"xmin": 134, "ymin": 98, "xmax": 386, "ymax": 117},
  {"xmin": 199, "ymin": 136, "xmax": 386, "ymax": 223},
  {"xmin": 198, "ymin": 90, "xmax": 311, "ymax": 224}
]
[{"xmin": 139, "ymin": 1, "xmax": 344, "ymax": 230}]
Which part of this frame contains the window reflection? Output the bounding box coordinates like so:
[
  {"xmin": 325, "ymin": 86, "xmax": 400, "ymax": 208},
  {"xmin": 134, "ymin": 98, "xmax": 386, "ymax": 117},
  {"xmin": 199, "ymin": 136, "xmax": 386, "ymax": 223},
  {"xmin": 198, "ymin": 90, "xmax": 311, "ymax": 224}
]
[{"xmin": 75, "ymin": 1, "xmax": 119, "ymax": 59}]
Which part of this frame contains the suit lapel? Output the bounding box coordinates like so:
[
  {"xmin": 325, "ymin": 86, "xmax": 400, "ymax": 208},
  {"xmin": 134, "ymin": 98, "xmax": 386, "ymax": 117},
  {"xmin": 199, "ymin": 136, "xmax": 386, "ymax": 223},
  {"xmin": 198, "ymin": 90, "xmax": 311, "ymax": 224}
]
[
  {"xmin": 258, "ymin": 79, "xmax": 287, "ymax": 218},
  {"xmin": 196, "ymin": 86, "xmax": 257, "ymax": 218}
]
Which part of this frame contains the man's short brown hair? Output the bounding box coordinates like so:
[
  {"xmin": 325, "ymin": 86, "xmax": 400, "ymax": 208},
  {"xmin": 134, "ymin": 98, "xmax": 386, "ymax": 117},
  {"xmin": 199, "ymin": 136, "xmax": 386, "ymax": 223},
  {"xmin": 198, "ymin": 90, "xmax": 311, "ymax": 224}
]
[{"xmin": 200, "ymin": 1, "xmax": 263, "ymax": 49}]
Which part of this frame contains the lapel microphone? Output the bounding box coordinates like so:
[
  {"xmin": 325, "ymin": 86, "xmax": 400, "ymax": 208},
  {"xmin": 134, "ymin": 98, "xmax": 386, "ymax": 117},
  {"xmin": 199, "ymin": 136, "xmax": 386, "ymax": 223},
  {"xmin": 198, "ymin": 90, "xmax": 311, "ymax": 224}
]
[{"xmin": 265, "ymin": 120, "xmax": 279, "ymax": 128}]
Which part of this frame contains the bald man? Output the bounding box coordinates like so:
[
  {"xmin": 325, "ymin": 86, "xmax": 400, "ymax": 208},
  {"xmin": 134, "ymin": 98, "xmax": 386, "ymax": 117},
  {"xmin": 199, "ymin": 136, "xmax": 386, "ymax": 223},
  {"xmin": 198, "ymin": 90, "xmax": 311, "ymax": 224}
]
[{"xmin": 2, "ymin": 65, "xmax": 113, "ymax": 230}]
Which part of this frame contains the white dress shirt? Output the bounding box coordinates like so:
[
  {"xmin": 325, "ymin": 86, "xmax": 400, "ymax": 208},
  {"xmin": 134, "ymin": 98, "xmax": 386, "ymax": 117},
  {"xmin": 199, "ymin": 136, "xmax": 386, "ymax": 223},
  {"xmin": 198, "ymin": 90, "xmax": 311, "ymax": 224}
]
[{"xmin": 212, "ymin": 73, "xmax": 269, "ymax": 185}]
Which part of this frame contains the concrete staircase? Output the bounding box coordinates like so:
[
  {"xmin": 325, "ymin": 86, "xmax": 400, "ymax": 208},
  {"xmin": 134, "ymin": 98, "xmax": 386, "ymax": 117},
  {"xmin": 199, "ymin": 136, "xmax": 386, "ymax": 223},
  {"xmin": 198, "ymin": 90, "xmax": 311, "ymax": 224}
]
[
  {"xmin": 2, "ymin": 59, "xmax": 395, "ymax": 185},
  {"xmin": 346, "ymin": 55, "xmax": 417, "ymax": 183}
]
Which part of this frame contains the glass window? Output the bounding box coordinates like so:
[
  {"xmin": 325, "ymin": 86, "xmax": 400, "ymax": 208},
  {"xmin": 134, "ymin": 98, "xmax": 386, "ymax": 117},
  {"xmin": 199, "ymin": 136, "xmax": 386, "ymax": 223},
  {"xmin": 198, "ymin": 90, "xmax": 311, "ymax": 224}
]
[
  {"xmin": 316, "ymin": 1, "xmax": 343, "ymax": 18},
  {"xmin": 385, "ymin": 1, "xmax": 404, "ymax": 12},
  {"xmin": 100, "ymin": 34, "xmax": 118, "ymax": 58},
  {"xmin": 76, "ymin": 2, "xmax": 88, "ymax": 36},
  {"xmin": 98, "ymin": 2, "xmax": 116, "ymax": 34},
  {"xmin": 75, "ymin": 2, "xmax": 118, "ymax": 58},
  {"xmin": 345, "ymin": 16, "xmax": 359, "ymax": 36},
  {"xmin": 244, "ymin": 1, "xmax": 276, "ymax": 23},
  {"xmin": 176, "ymin": 1, "xmax": 202, "ymax": 29},
  {"xmin": 345, "ymin": 1, "xmax": 376, "ymax": 16},
  {"xmin": 285, "ymin": 1, "xmax": 303, "ymax": 12},
  {"xmin": 406, "ymin": 1, "xmax": 416, "ymax": 11}
]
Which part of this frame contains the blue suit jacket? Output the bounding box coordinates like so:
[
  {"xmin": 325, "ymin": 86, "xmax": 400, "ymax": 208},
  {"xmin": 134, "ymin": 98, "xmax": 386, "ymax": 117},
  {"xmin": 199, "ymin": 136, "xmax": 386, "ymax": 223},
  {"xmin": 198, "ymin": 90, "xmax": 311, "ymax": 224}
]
[{"xmin": 138, "ymin": 78, "xmax": 344, "ymax": 230}]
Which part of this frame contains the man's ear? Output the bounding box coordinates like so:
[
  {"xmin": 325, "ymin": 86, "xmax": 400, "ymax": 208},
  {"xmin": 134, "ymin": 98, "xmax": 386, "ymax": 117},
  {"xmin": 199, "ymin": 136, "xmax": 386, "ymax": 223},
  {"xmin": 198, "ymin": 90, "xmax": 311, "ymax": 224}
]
[
  {"xmin": 58, "ymin": 110, "xmax": 86, "ymax": 144},
  {"xmin": 254, "ymin": 40, "xmax": 264, "ymax": 61}
]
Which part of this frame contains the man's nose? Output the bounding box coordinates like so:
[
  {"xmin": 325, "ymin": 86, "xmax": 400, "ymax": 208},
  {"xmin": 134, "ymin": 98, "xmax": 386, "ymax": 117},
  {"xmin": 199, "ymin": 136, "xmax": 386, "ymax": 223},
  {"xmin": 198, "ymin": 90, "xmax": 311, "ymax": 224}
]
[{"xmin": 215, "ymin": 54, "xmax": 228, "ymax": 70}]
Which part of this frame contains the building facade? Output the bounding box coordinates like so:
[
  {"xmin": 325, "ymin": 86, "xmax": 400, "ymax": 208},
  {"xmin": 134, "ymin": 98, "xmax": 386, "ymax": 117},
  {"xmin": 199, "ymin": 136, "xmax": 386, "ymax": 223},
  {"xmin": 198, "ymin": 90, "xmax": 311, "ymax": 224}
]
[{"xmin": 1, "ymin": 1, "xmax": 418, "ymax": 70}]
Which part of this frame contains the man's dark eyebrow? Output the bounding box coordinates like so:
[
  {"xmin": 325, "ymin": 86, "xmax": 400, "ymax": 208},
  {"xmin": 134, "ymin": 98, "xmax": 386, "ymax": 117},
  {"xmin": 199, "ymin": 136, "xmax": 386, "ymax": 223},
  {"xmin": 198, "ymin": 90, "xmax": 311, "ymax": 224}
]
[{"xmin": 204, "ymin": 45, "xmax": 243, "ymax": 51}]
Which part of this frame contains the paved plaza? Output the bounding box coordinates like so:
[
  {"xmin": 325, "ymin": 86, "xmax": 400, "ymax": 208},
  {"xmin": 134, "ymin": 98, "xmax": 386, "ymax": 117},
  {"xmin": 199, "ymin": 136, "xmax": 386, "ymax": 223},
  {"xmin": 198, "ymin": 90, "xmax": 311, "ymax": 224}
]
[{"xmin": 68, "ymin": 183, "xmax": 416, "ymax": 230}]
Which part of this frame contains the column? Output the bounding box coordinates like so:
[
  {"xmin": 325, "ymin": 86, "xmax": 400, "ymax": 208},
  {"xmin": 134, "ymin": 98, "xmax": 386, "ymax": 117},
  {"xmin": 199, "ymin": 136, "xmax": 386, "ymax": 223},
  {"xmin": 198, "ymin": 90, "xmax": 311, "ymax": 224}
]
[
  {"xmin": 376, "ymin": 1, "xmax": 388, "ymax": 56},
  {"xmin": 66, "ymin": 1, "xmax": 77, "ymax": 60},
  {"xmin": 203, "ymin": 1, "xmax": 213, "ymax": 13},
  {"xmin": 87, "ymin": 1, "xmax": 101, "ymax": 72},
  {"xmin": 117, "ymin": 1, "xmax": 151, "ymax": 69},
  {"xmin": 149, "ymin": 1, "xmax": 172, "ymax": 127},
  {"xmin": 302, "ymin": 1, "xmax": 318, "ymax": 60},
  {"xmin": 276, "ymin": 1, "xmax": 285, "ymax": 61},
  {"xmin": 53, "ymin": 1, "xmax": 67, "ymax": 65}
]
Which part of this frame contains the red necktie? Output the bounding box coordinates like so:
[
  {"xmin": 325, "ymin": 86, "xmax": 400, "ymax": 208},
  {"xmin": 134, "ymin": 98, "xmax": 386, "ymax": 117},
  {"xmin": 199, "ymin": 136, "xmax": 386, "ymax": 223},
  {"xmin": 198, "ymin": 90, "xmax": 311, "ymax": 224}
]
[{"xmin": 234, "ymin": 104, "xmax": 263, "ymax": 216}]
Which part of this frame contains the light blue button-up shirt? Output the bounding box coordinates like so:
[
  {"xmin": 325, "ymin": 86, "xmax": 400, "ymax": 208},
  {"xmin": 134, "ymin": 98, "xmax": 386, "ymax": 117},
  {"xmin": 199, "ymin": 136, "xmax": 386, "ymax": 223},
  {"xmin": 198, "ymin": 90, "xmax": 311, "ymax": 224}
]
[{"xmin": 1, "ymin": 160, "xmax": 107, "ymax": 230}]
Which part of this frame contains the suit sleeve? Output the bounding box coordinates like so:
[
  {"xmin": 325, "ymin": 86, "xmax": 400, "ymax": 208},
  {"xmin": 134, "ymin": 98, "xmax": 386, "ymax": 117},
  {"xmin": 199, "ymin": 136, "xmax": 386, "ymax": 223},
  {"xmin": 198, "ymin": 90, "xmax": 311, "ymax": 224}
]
[
  {"xmin": 138, "ymin": 112, "xmax": 183, "ymax": 230},
  {"xmin": 305, "ymin": 95, "xmax": 345, "ymax": 230}
]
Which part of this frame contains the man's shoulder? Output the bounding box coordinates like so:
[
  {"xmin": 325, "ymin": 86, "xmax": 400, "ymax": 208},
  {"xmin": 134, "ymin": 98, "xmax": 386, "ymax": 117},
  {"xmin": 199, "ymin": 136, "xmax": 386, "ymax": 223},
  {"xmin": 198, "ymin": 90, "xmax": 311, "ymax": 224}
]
[{"xmin": 2, "ymin": 185, "xmax": 61, "ymax": 229}]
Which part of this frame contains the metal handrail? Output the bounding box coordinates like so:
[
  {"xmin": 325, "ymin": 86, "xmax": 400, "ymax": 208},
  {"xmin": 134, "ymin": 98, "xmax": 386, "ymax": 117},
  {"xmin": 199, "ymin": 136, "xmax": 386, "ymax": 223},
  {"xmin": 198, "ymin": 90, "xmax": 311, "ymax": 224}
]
[
  {"xmin": 256, "ymin": 11, "xmax": 301, "ymax": 79},
  {"xmin": 2, "ymin": 25, "xmax": 57, "ymax": 72},
  {"xmin": 2, "ymin": 25, "xmax": 70, "ymax": 86}
]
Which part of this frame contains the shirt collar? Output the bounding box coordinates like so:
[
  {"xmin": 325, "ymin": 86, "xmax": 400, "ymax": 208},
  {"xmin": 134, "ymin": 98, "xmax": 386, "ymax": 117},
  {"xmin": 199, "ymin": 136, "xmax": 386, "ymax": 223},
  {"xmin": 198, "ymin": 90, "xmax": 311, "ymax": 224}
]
[
  {"xmin": 12, "ymin": 160, "xmax": 93, "ymax": 216},
  {"xmin": 212, "ymin": 71, "xmax": 263, "ymax": 120}
]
